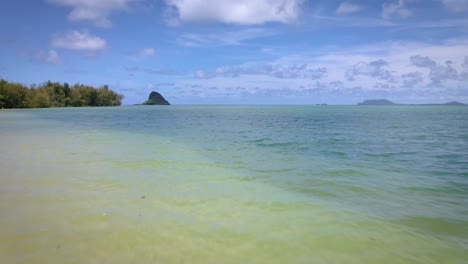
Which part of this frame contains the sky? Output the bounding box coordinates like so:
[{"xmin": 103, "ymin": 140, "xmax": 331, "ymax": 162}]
[{"xmin": 1, "ymin": 0, "xmax": 468, "ymax": 105}]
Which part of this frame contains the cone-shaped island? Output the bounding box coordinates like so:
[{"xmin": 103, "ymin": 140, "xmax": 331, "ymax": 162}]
[{"xmin": 143, "ymin": 91, "xmax": 170, "ymax": 105}]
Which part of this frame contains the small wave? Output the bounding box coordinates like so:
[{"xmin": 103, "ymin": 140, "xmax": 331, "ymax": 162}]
[
  {"xmin": 248, "ymin": 137, "xmax": 272, "ymax": 143},
  {"xmin": 257, "ymin": 142, "xmax": 299, "ymax": 147},
  {"xmin": 320, "ymin": 150, "xmax": 347, "ymax": 157},
  {"xmin": 251, "ymin": 168, "xmax": 297, "ymax": 173},
  {"xmin": 363, "ymin": 151, "xmax": 418, "ymax": 158},
  {"xmin": 324, "ymin": 169, "xmax": 367, "ymax": 177}
]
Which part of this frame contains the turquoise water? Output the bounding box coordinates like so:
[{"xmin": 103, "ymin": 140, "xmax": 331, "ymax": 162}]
[{"xmin": 1, "ymin": 106, "xmax": 467, "ymax": 263}]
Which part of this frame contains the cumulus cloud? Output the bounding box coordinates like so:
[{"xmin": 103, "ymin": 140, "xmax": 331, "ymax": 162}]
[
  {"xmin": 336, "ymin": 2, "xmax": 363, "ymax": 14},
  {"xmin": 382, "ymin": 0, "xmax": 412, "ymax": 19},
  {"xmin": 410, "ymin": 55, "xmax": 436, "ymax": 68},
  {"xmin": 48, "ymin": 0, "xmax": 137, "ymax": 27},
  {"xmin": 400, "ymin": 71, "xmax": 423, "ymax": 87},
  {"xmin": 51, "ymin": 30, "xmax": 107, "ymax": 51},
  {"xmin": 164, "ymin": 0, "xmax": 303, "ymax": 25},
  {"xmin": 441, "ymin": 0, "xmax": 468, "ymax": 13},
  {"xmin": 346, "ymin": 59, "xmax": 394, "ymax": 81},
  {"xmin": 431, "ymin": 62, "xmax": 458, "ymax": 84},
  {"xmin": 132, "ymin": 48, "xmax": 156, "ymax": 57},
  {"xmin": 37, "ymin": 50, "xmax": 63, "ymax": 65},
  {"xmin": 411, "ymin": 55, "xmax": 459, "ymax": 85}
]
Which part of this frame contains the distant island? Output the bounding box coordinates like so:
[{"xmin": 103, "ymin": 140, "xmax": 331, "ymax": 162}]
[
  {"xmin": 358, "ymin": 99, "xmax": 465, "ymax": 106},
  {"xmin": 142, "ymin": 91, "xmax": 170, "ymax": 105},
  {"xmin": 358, "ymin": 99, "xmax": 397, "ymax": 106},
  {"xmin": 0, "ymin": 79, "xmax": 123, "ymax": 109},
  {"xmin": 431, "ymin": 101, "xmax": 466, "ymax": 106}
]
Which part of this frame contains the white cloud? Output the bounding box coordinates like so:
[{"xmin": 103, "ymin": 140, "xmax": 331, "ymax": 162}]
[
  {"xmin": 48, "ymin": 0, "xmax": 137, "ymax": 27},
  {"xmin": 336, "ymin": 2, "xmax": 363, "ymax": 14},
  {"xmin": 194, "ymin": 70, "xmax": 208, "ymax": 78},
  {"xmin": 19, "ymin": 49, "xmax": 63, "ymax": 65},
  {"xmin": 164, "ymin": 0, "xmax": 303, "ymax": 25},
  {"xmin": 133, "ymin": 48, "xmax": 156, "ymax": 57},
  {"xmin": 441, "ymin": 0, "xmax": 468, "ymax": 12},
  {"xmin": 346, "ymin": 59, "xmax": 395, "ymax": 81},
  {"xmin": 382, "ymin": 0, "xmax": 412, "ymax": 19},
  {"xmin": 410, "ymin": 55, "xmax": 436, "ymax": 68},
  {"xmin": 51, "ymin": 30, "xmax": 107, "ymax": 51},
  {"xmin": 401, "ymin": 71, "xmax": 423, "ymax": 87},
  {"xmin": 411, "ymin": 55, "xmax": 460, "ymax": 85},
  {"xmin": 39, "ymin": 50, "xmax": 63, "ymax": 65}
]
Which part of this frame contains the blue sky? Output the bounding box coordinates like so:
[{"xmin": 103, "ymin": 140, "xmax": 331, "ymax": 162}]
[{"xmin": 1, "ymin": 0, "xmax": 468, "ymax": 104}]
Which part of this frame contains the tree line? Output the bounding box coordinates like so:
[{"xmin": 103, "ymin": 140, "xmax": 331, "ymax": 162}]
[{"xmin": 0, "ymin": 79, "xmax": 124, "ymax": 109}]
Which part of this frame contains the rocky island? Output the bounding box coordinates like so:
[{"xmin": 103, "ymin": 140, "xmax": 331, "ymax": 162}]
[{"xmin": 143, "ymin": 91, "xmax": 170, "ymax": 105}]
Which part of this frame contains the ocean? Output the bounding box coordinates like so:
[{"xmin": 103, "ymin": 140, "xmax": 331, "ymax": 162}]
[{"xmin": 0, "ymin": 105, "xmax": 467, "ymax": 263}]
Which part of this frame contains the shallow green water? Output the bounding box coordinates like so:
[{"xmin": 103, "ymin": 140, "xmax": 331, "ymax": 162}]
[{"xmin": 1, "ymin": 106, "xmax": 467, "ymax": 263}]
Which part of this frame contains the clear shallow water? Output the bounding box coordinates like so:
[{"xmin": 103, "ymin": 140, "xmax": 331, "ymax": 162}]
[{"xmin": 0, "ymin": 105, "xmax": 467, "ymax": 263}]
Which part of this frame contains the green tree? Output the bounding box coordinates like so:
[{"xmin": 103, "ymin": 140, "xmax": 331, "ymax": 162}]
[
  {"xmin": 1, "ymin": 82, "xmax": 29, "ymax": 108},
  {"xmin": 0, "ymin": 79, "xmax": 123, "ymax": 109}
]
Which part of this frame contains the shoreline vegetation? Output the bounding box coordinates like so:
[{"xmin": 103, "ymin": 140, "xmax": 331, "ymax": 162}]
[{"xmin": 0, "ymin": 79, "xmax": 123, "ymax": 109}]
